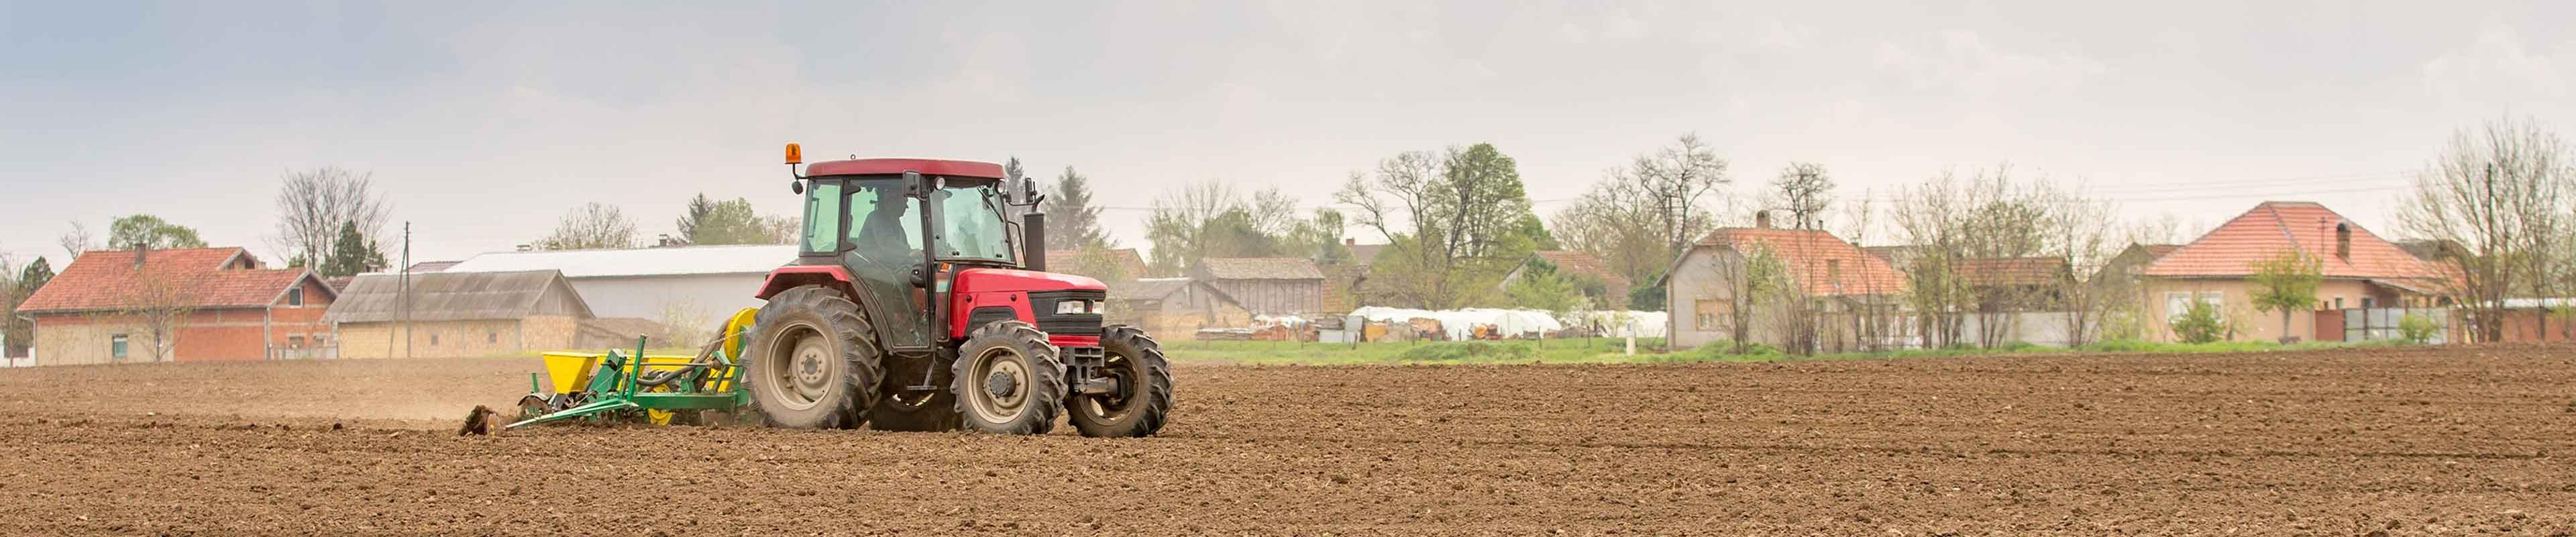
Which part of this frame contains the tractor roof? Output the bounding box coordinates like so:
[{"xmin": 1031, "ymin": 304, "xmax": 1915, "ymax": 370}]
[{"xmin": 804, "ymin": 158, "xmax": 1006, "ymax": 179}]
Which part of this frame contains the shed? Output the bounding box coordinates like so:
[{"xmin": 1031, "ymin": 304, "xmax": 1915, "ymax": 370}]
[
  {"xmin": 325, "ymin": 270, "xmax": 596, "ymax": 358},
  {"xmin": 1192, "ymin": 258, "xmax": 1325, "ymax": 316},
  {"xmin": 1107, "ymin": 277, "xmax": 1251, "ymax": 336}
]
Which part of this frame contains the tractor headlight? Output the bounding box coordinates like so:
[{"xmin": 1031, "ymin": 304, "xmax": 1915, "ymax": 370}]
[
  {"xmin": 1057, "ymin": 300, "xmax": 1089, "ymax": 315},
  {"xmin": 1088, "ymin": 301, "xmax": 1107, "ymax": 315}
]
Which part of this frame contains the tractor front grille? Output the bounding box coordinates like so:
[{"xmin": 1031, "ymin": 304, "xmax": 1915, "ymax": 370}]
[{"xmin": 1028, "ymin": 290, "xmax": 1106, "ymax": 337}]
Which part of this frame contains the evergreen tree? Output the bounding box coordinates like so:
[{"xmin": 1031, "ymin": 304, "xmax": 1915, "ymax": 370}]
[
  {"xmin": 1043, "ymin": 167, "xmax": 1114, "ymax": 250},
  {"xmin": 319, "ymin": 222, "xmax": 389, "ymax": 277}
]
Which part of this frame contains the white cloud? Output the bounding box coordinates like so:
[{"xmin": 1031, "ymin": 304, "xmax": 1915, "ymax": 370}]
[{"xmin": 2421, "ymin": 20, "xmax": 2566, "ymax": 104}]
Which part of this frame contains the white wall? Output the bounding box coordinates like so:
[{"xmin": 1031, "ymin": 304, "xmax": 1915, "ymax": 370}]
[{"xmin": 568, "ymin": 274, "xmax": 769, "ymax": 322}]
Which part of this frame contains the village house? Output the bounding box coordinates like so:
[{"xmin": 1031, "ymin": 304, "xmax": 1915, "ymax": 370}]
[
  {"xmin": 1193, "ymin": 257, "xmax": 1326, "ymax": 318},
  {"xmin": 1662, "ymin": 215, "xmax": 1911, "ymax": 352},
  {"xmin": 325, "ymin": 270, "xmax": 608, "ymax": 358},
  {"xmin": 2136, "ymin": 201, "xmax": 2452, "ymax": 343},
  {"xmin": 12, "ymin": 247, "xmax": 334, "ymax": 365}
]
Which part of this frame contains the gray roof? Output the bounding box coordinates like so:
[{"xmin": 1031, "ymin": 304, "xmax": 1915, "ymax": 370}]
[
  {"xmin": 1196, "ymin": 257, "xmax": 1325, "ymax": 281},
  {"xmin": 325, "ymin": 270, "xmax": 593, "ymax": 323},
  {"xmin": 443, "ymin": 244, "xmax": 797, "ymax": 278},
  {"xmin": 1107, "ymin": 278, "xmax": 1245, "ymax": 308}
]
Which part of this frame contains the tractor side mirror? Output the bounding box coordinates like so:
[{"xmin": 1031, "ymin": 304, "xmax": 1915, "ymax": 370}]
[{"xmin": 790, "ymin": 180, "xmax": 804, "ymax": 195}]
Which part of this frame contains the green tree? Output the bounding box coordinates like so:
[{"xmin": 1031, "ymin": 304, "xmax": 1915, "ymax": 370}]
[
  {"xmin": 1142, "ymin": 182, "xmax": 1331, "ymax": 275},
  {"xmin": 318, "ymin": 222, "xmax": 389, "ymax": 277},
  {"xmin": 1627, "ymin": 267, "xmax": 1667, "ymax": 311},
  {"xmin": 676, "ymin": 194, "xmax": 771, "ymax": 245},
  {"xmin": 2170, "ymin": 299, "xmax": 2226, "ymax": 344},
  {"xmin": 1338, "ymin": 143, "xmax": 1546, "ymax": 308},
  {"xmin": 1503, "ymin": 258, "xmax": 1587, "ymax": 321},
  {"xmin": 2247, "ymin": 250, "xmax": 2324, "ymax": 343},
  {"xmin": 3, "ymin": 256, "xmax": 46, "ymax": 356},
  {"xmin": 1042, "ymin": 167, "xmax": 1114, "ymax": 250},
  {"xmin": 107, "ymin": 215, "xmax": 206, "ymax": 250}
]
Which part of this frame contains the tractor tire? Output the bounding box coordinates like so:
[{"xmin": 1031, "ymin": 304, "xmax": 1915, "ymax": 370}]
[
  {"xmin": 867, "ymin": 354, "xmax": 961, "ymax": 432},
  {"xmin": 1070, "ymin": 325, "xmax": 1173, "ymax": 438},
  {"xmin": 949, "ymin": 321, "xmax": 1064, "ymax": 435},
  {"xmin": 741, "ymin": 285, "xmax": 883, "ymax": 430}
]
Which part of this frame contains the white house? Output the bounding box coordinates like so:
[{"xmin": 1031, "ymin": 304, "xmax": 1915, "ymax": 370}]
[{"xmin": 440, "ymin": 244, "xmax": 798, "ymax": 324}]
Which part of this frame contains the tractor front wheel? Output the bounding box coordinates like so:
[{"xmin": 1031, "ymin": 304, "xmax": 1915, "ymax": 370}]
[
  {"xmin": 743, "ymin": 286, "xmax": 883, "ymax": 430},
  {"xmin": 1069, "ymin": 325, "xmax": 1173, "ymax": 438},
  {"xmin": 950, "ymin": 321, "xmax": 1063, "ymax": 435}
]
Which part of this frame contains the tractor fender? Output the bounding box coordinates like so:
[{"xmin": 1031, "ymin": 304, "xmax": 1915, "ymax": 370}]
[{"xmin": 754, "ymin": 265, "xmax": 859, "ymax": 301}]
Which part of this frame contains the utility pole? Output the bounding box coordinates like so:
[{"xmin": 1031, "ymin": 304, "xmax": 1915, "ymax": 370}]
[{"xmin": 401, "ymin": 222, "xmax": 411, "ymax": 359}]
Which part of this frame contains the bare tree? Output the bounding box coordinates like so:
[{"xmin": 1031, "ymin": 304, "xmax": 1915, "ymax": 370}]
[
  {"xmin": 58, "ymin": 222, "xmax": 96, "ymax": 258},
  {"xmin": 1892, "ymin": 165, "xmax": 2061, "ymax": 348},
  {"xmin": 2398, "ymin": 117, "xmax": 2574, "ymax": 342},
  {"xmin": 2043, "ymin": 187, "xmax": 2123, "ymax": 346},
  {"xmin": 536, "ymin": 203, "xmax": 640, "ymax": 250},
  {"xmin": 1769, "ymin": 162, "xmax": 1835, "ymax": 228},
  {"xmin": 95, "ymin": 250, "xmax": 197, "ymax": 362},
  {"xmin": 270, "ymin": 167, "xmax": 391, "ymax": 266},
  {"xmin": 1631, "ymin": 134, "xmax": 1731, "ymax": 256}
]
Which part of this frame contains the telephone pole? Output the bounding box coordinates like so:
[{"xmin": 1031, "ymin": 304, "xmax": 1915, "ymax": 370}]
[{"xmin": 401, "ymin": 222, "xmax": 412, "ymax": 359}]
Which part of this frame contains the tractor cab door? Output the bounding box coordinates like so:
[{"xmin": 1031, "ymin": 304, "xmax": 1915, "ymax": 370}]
[{"xmin": 803, "ymin": 177, "xmax": 936, "ymax": 352}]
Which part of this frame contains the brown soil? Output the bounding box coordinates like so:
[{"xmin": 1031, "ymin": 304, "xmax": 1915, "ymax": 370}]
[{"xmin": 1, "ymin": 345, "xmax": 2573, "ymax": 535}]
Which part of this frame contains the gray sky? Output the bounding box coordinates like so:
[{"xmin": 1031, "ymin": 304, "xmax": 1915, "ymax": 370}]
[{"xmin": 3, "ymin": 1, "xmax": 2571, "ymax": 265}]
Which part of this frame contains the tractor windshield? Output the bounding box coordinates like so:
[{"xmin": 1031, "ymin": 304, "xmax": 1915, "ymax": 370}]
[{"xmin": 930, "ymin": 183, "xmax": 1015, "ymax": 263}]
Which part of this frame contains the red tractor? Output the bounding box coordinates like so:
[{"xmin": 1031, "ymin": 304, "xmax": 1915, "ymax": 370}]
[{"xmin": 741, "ymin": 145, "xmax": 1170, "ymax": 436}]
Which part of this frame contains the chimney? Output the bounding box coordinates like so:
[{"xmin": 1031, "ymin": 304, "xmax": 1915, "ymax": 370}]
[
  {"xmin": 1754, "ymin": 211, "xmax": 1773, "ymax": 229},
  {"xmin": 2334, "ymin": 223, "xmax": 2351, "ymax": 261},
  {"xmin": 133, "ymin": 241, "xmax": 151, "ymax": 269},
  {"xmin": 1344, "ymin": 238, "xmax": 1356, "ymax": 246}
]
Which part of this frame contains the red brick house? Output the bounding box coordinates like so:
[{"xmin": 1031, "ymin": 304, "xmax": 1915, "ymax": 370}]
[{"xmin": 11, "ymin": 248, "xmax": 334, "ymax": 365}]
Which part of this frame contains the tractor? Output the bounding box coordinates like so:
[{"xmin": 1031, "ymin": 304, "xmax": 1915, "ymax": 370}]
[{"xmin": 733, "ymin": 145, "xmax": 1171, "ymax": 436}]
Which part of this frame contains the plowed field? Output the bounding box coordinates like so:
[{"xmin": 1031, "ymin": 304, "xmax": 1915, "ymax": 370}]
[{"xmin": 2, "ymin": 344, "xmax": 2572, "ymax": 535}]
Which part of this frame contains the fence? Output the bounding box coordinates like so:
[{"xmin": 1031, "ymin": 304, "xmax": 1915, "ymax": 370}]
[
  {"xmin": 2327, "ymin": 307, "xmax": 2448, "ymax": 344},
  {"xmin": 269, "ymin": 344, "xmax": 339, "ymax": 360}
]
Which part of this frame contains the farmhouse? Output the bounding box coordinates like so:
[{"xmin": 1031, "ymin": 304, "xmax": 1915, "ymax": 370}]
[
  {"xmin": 439, "ymin": 244, "xmax": 796, "ymax": 322},
  {"xmin": 2137, "ymin": 201, "xmax": 2451, "ymax": 342},
  {"xmin": 1662, "ymin": 219, "xmax": 1909, "ymax": 353},
  {"xmin": 12, "ymin": 247, "xmax": 334, "ymax": 365},
  {"xmin": 1193, "ymin": 257, "xmax": 1326, "ymax": 317},
  {"xmin": 325, "ymin": 270, "xmax": 598, "ymax": 358}
]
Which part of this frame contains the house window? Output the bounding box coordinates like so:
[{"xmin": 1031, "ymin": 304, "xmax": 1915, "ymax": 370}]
[
  {"xmin": 2334, "ymin": 297, "xmax": 2345, "ymax": 309},
  {"xmin": 430, "ymin": 334, "xmax": 440, "ymax": 346},
  {"xmin": 288, "ymin": 336, "xmax": 306, "ymax": 347},
  {"xmin": 2360, "ymin": 297, "xmax": 2375, "ymax": 309},
  {"xmin": 1825, "ymin": 258, "xmax": 1843, "ymax": 283},
  {"xmin": 1694, "ymin": 299, "xmax": 1725, "ymax": 330},
  {"xmin": 2164, "ymin": 292, "xmax": 2192, "ymax": 321},
  {"xmin": 111, "ymin": 335, "xmax": 128, "ymax": 359},
  {"xmin": 287, "ymin": 287, "xmax": 303, "ymax": 307},
  {"xmin": 488, "ymin": 332, "xmax": 498, "ymax": 344}
]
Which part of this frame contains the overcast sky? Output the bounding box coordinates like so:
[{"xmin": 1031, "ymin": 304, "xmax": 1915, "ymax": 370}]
[{"xmin": 4, "ymin": 1, "xmax": 2571, "ymax": 266}]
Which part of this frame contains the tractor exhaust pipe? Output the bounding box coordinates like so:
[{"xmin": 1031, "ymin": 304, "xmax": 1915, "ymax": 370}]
[{"xmin": 1022, "ymin": 212, "xmax": 1046, "ymax": 272}]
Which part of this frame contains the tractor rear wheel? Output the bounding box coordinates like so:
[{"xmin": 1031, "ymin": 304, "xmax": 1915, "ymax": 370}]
[
  {"xmin": 867, "ymin": 354, "xmax": 961, "ymax": 432},
  {"xmin": 950, "ymin": 321, "xmax": 1063, "ymax": 434},
  {"xmin": 1070, "ymin": 325, "xmax": 1173, "ymax": 438},
  {"xmin": 742, "ymin": 285, "xmax": 883, "ymax": 430}
]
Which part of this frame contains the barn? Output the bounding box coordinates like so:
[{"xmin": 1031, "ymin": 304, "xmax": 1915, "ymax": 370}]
[
  {"xmin": 1106, "ymin": 277, "xmax": 1251, "ymax": 336},
  {"xmin": 1192, "ymin": 258, "xmax": 1325, "ymax": 317},
  {"xmin": 439, "ymin": 244, "xmax": 796, "ymax": 324},
  {"xmin": 325, "ymin": 270, "xmax": 599, "ymax": 358},
  {"xmin": 11, "ymin": 247, "xmax": 334, "ymax": 364}
]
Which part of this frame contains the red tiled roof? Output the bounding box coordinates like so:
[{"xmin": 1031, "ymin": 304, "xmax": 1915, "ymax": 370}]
[
  {"xmin": 2141, "ymin": 201, "xmax": 2443, "ymax": 280},
  {"xmin": 1698, "ymin": 228, "xmax": 1907, "ymax": 296},
  {"xmin": 1529, "ymin": 251, "xmax": 1633, "ymax": 290},
  {"xmin": 2140, "ymin": 244, "xmax": 2182, "ymax": 259},
  {"xmin": 1954, "ymin": 257, "xmax": 2068, "ymax": 287},
  {"xmin": 13, "ymin": 248, "xmax": 323, "ymax": 313}
]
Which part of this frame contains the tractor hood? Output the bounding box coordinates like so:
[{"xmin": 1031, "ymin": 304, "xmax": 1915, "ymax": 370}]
[{"xmin": 953, "ymin": 267, "xmax": 1107, "ymax": 293}]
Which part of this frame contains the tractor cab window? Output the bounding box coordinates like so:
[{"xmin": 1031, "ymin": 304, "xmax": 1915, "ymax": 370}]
[
  {"xmin": 800, "ymin": 181, "xmax": 844, "ymax": 254},
  {"xmin": 931, "ymin": 185, "xmax": 1014, "ymax": 263},
  {"xmin": 845, "ymin": 179, "xmax": 924, "ymax": 258}
]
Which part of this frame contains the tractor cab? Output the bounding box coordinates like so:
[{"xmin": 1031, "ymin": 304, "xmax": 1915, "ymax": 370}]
[{"xmin": 739, "ymin": 145, "xmax": 1169, "ymax": 438}]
